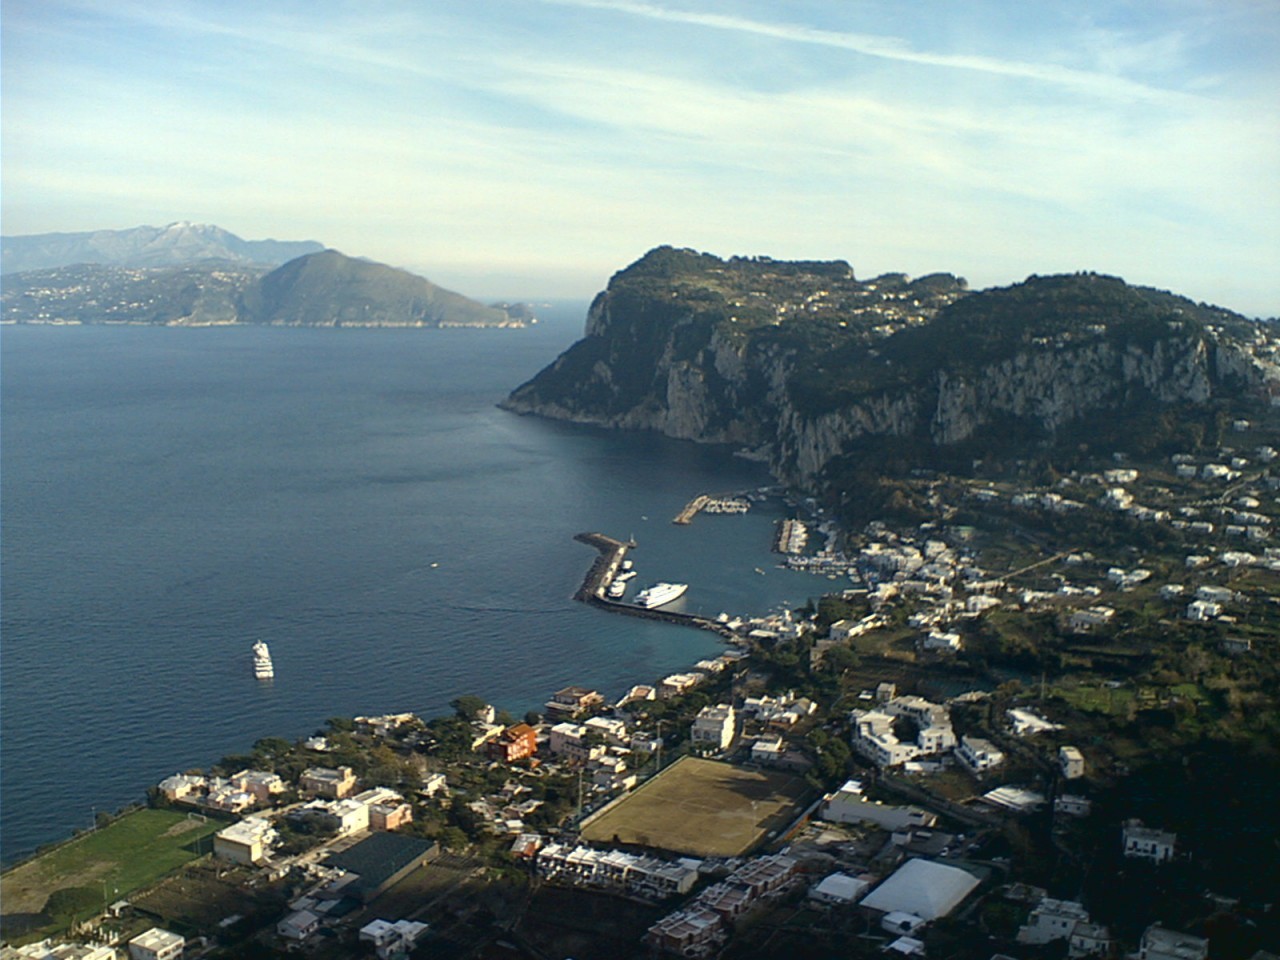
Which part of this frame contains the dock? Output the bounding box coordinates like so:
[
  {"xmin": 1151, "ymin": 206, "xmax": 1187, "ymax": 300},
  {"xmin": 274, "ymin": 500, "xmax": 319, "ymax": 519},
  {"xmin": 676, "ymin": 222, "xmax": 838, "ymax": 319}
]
[
  {"xmin": 572, "ymin": 532, "xmax": 738, "ymax": 640},
  {"xmin": 672, "ymin": 495, "xmax": 710, "ymax": 525},
  {"xmin": 572, "ymin": 532, "xmax": 633, "ymax": 601}
]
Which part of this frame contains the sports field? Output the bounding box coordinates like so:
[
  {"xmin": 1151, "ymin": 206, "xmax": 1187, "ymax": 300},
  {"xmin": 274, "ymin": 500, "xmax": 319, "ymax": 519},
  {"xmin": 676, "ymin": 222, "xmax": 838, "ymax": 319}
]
[
  {"xmin": 1, "ymin": 808, "xmax": 221, "ymax": 934},
  {"xmin": 580, "ymin": 756, "xmax": 810, "ymax": 857}
]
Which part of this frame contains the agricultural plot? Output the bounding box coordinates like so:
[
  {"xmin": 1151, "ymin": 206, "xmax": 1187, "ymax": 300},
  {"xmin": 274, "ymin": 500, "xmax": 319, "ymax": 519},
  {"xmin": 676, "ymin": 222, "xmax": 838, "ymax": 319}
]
[
  {"xmin": 580, "ymin": 757, "xmax": 810, "ymax": 857},
  {"xmin": 130, "ymin": 860, "xmax": 276, "ymax": 934}
]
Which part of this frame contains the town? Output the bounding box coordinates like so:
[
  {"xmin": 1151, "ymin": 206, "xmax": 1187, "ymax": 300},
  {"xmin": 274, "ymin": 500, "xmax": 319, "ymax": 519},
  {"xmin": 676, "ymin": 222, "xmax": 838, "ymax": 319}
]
[{"xmin": 3, "ymin": 432, "xmax": 1279, "ymax": 960}]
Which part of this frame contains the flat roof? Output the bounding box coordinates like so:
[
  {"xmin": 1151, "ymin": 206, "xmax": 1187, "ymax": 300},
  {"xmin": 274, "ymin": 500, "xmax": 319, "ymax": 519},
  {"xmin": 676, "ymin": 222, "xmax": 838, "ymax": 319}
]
[{"xmin": 325, "ymin": 833, "xmax": 438, "ymax": 897}]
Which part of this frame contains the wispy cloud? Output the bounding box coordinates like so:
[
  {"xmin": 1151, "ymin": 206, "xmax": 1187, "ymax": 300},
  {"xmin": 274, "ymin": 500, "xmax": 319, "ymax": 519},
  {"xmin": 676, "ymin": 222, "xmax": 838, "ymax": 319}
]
[{"xmin": 535, "ymin": 0, "xmax": 1195, "ymax": 103}]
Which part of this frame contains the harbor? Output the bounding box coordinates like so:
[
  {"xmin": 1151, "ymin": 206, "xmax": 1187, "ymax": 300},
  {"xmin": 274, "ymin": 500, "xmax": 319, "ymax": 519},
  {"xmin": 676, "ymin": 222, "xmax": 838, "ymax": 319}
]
[
  {"xmin": 572, "ymin": 532, "xmax": 738, "ymax": 640},
  {"xmin": 671, "ymin": 493, "xmax": 751, "ymax": 525}
]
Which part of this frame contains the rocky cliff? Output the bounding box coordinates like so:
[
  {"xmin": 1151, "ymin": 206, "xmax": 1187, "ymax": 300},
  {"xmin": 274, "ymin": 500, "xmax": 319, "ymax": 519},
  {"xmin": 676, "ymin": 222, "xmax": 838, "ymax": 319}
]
[{"xmin": 503, "ymin": 247, "xmax": 1277, "ymax": 487}]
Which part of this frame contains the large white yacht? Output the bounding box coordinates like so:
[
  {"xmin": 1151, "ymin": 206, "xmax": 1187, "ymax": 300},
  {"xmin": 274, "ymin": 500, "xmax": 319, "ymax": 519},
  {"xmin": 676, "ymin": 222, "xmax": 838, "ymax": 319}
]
[
  {"xmin": 253, "ymin": 640, "xmax": 275, "ymax": 680},
  {"xmin": 634, "ymin": 582, "xmax": 688, "ymax": 608}
]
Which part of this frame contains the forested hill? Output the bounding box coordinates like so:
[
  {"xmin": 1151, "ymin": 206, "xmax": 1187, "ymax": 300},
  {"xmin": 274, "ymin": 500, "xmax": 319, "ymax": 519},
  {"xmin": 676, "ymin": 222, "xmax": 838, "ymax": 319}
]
[
  {"xmin": 503, "ymin": 247, "xmax": 1278, "ymax": 490},
  {"xmin": 1, "ymin": 250, "xmax": 528, "ymax": 328}
]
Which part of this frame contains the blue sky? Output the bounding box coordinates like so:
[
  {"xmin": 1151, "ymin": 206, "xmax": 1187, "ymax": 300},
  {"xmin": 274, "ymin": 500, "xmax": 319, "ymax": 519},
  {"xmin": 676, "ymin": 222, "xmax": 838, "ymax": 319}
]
[{"xmin": 3, "ymin": 0, "xmax": 1278, "ymax": 313}]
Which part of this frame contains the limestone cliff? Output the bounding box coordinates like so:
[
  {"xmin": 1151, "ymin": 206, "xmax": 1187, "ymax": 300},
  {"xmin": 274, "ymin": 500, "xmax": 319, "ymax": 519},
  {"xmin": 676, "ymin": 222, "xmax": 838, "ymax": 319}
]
[{"xmin": 503, "ymin": 247, "xmax": 1276, "ymax": 488}]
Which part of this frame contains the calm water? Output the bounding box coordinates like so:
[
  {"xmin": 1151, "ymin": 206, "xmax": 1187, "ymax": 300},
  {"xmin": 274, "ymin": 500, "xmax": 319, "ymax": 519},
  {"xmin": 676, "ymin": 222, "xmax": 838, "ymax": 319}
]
[{"xmin": 1, "ymin": 310, "xmax": 824, "ymax": 862}]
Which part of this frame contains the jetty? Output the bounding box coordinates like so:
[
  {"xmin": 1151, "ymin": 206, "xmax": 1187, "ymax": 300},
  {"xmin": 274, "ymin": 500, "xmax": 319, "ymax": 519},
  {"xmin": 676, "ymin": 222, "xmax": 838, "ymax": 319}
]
[
  {"xmin": 672, "ymin": 494, "xmax": 710, "ymax": 525},
  {"xmin": 572, "ymin": 532, "xmax": 738, "ymax": 640},
  {"xmin": 672, "ymin": 493, "xmax": 751, "ymax": 524},
  {"xmin": 572, "ymin": 532, "xmax": 633, "ymax": 602}
]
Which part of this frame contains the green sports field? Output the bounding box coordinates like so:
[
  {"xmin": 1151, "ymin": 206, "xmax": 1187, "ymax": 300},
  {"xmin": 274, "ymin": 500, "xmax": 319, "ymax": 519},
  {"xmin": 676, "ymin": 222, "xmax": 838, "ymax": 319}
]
[
  {"xmin": 1, "ymin": 808, "xmax": 221, "ymax": 936},
  {"xmin": 580, "ymin": 756, "xmax": 810, "ymax": 857}
]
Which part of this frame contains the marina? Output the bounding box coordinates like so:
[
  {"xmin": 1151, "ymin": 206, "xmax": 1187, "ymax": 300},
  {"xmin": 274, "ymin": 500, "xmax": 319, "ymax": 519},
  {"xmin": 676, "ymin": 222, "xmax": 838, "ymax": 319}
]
[
  {"xmin": 671, "ymin": 494, "xmax": 709, "ymax": 525},
  {"xmin": 572, "ymin": 532, "xmax": 737, "ymax": 639},
  {"xmin": 672, "ymin": 493, "xmax": 752, "ymax": 524}
]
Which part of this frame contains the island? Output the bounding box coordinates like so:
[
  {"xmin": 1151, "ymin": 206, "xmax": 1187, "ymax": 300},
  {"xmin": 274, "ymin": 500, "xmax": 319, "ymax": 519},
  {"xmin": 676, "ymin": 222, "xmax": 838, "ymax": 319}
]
[{"xmin": 4, "ymin": 249, "xmax": 1279, "ymax": 960}]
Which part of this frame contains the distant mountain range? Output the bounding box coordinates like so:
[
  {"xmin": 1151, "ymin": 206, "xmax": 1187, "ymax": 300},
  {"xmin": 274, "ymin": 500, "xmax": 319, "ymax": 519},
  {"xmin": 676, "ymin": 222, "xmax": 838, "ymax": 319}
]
[
  {"xmin": 0, "ymin": 224, "xmax": 529, "ymax": 328},
  {"xmin": 1, "ymin": 222, "xmax": 324, "ymax": 274}
]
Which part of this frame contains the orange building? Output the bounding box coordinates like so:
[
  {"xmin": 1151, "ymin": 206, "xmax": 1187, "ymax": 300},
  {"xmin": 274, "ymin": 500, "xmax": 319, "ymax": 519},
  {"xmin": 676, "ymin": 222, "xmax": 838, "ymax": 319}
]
[{"xmin": 488, "ymin": 723, "xmax": 538, "ymax": 763}]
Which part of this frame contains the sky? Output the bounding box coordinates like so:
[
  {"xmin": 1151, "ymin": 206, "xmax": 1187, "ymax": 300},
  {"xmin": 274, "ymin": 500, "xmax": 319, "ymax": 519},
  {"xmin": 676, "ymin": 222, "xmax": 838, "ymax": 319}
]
[{"xmin": 3, "ymin": 0, "xmax": 1278, "ymax": 314}]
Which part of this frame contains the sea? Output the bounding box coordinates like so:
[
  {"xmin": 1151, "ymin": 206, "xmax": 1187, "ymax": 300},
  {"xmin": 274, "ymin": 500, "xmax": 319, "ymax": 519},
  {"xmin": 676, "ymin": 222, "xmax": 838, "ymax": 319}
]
[{"xmin": 0, "ymin": 307, "xmax": 832, "ymax": 864}]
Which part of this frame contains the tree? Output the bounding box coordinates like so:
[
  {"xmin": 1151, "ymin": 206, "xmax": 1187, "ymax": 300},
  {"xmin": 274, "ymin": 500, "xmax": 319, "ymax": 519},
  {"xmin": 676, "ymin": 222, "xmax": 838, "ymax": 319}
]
[
  {"xmin": 824, "ymin": 645, "xmax": 860, "ymax": 673},
  {"xmin": 43, "ymin": 886, "xmax": 100, "ymax": 924},
  {"xmin": 253, "ymin": 737, "xmax": 293, "ymax": 759},
  {"xmin": 451, "ymin": 695, "xmax": 489, "ymax": 721}
]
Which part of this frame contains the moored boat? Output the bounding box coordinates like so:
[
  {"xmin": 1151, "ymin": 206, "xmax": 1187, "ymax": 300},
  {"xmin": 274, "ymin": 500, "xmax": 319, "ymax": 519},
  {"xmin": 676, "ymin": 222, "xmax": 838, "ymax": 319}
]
[{"xmin": 634, "ymin": 582, "xmax": 688, "ymax": 608}]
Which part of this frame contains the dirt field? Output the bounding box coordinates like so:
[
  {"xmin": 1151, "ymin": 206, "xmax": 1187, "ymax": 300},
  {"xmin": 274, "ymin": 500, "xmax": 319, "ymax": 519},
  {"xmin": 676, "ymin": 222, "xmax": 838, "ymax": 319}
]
[{"xmin": 580, "ymin": 757, "xmax": 811, "ymax": 857}]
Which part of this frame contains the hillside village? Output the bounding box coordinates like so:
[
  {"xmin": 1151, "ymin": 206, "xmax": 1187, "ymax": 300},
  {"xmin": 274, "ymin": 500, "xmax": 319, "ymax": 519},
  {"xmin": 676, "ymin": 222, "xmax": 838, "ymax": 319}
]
[{"xmin": 5, "ymin": 432, "xmax": 1280, "ymax": 960}]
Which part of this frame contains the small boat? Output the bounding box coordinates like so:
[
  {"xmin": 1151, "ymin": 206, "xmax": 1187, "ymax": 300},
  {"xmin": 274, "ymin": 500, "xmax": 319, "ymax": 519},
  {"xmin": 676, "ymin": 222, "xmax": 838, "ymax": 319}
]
[
  {"xmin": 607, "ymin": 579, "xmax": 627, "ymax": 599},
  {"xmin": 253, "ymin": 640, "xmax": 274, "ymax": 680}
]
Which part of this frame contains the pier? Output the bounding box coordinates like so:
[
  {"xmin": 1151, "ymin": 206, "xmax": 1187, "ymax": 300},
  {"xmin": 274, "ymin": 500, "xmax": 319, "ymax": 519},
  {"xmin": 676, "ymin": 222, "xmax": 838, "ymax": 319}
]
[
  {"xmin": 572, "ymin": 532, "xmax": 633, "ymax": 601},
  {"xmin": 672, "ymin": 493, "xmax": 751, "ymax": 524},
  {"xmin": 572, "ymin": 532, "xmax": 739, "ymax": 640},
  {"xmin": 672, "ymin": 494, "xmax": 710, "ymax": 525}
]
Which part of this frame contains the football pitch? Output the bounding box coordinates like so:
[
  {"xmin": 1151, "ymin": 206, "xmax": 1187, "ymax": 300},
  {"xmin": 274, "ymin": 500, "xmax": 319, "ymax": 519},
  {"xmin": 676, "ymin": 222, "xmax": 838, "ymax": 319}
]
[{"xmin": 580, "ymin": 756, "xmax": 811, "ymax": 857}]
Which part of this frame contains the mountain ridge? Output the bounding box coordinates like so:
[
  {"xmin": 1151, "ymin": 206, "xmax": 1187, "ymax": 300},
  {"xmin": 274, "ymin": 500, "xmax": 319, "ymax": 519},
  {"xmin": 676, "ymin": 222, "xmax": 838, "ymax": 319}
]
[
  {"xmin": 503, "ymin": 247, "xmax": 1279, "ymax": 501},
  {"xmin": 0, "ymin": 222, "xmax": 325, "ymax": 274}
]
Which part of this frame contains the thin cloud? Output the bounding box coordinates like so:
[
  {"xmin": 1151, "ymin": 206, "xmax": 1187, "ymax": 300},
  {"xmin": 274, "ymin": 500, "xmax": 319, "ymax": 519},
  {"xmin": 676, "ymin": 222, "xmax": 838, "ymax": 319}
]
[{"xmin": 537, "ymin": 0, "xmax": 1196, "ymax": 103}]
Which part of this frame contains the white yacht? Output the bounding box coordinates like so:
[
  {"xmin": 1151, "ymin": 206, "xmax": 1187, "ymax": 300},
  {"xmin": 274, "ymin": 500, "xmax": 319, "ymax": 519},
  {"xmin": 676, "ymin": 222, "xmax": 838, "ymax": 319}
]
[
  {"xmin": 253, "ymin": 640, "xmax": 274, "ymax": 680},
  {"xmin": 634, "ymin": 582, "xmax": 688, "ymax": 608}
]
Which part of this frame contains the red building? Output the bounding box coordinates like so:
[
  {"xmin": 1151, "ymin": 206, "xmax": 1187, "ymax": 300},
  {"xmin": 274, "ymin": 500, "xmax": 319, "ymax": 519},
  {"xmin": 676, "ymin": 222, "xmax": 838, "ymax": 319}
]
[{"xmin": 488, "ymin": 723, "xmax": 538, "ymax": 763}]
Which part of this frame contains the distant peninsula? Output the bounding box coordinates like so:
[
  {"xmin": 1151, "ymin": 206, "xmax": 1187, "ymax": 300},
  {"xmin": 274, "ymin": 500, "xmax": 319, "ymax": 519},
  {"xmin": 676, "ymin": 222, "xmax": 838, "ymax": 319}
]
[{"xmin": 0, "ymin": 223, "xmax": 531, "ymax": 328}]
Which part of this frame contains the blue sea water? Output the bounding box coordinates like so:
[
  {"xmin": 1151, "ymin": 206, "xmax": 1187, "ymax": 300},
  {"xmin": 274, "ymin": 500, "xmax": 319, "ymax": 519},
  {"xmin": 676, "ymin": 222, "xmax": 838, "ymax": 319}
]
[{"xmin": 0, "ymin": 309, "xmax": 827, "ymax": 863}]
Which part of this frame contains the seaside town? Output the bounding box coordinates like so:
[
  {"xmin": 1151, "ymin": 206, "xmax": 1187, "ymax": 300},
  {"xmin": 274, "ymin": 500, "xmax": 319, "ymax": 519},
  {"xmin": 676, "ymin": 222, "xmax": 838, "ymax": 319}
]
[{"xmin": 3, "ymin": 435, "xmax": 1279, "ymax": 960}]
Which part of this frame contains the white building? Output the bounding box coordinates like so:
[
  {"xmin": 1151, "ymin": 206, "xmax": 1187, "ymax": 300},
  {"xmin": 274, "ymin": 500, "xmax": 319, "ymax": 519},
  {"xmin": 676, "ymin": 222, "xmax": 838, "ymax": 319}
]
[
  {"xmin": 1017, "ymin": 898, "xmax": 1090, "ymax": 945},
  {"xmin": 1069, "ymin": 606, "xmax": 1115, "ymax": 632},
  {"xmin": 1123, "ymin": 821, "xmax": 1177, "ymax": 862},
  {"xmin": 1059, "ymin": 745, "xmax": 1086, "ymax": 779},
  {"xmin": 548, "ymin": 722, "xmax": 606, "ymax": 763},
  {"xmin": 127, "ymin": 929, "xmax": 183, "ymax": 960},
  {"xmin": 859, "ymin": 859, "xmax": 981, "ymax": 923},
  {"xmin": 276, "ymin": 909, "xmax": 320, "ymax": 941},
  {"xmin": 1186, "ymin": 600, "xmax": 1221, "ymax": 621},
  {"xmin": 954, "ymin": 736, "xmax": 1004, "ymax": 776},
  {"xmin": 582, "ymin": 715, "xmax": 629, "ymax": 746},
  {"xmin": 750, "ymin": 735, "xmax": 786, "ymax": 765},
  {"xmin": 536, "ymin": 843, "xmax": 698, "ymax": 900},
  {"xmin": 808, "ymin": 872, "xmax": 871, "ymax": 906},
  {"xmin": 5, "ymin": 944, "xmax": 117, "ymax": 960},
  {"xmin": 214, "ymin": 817, "xmax": 279, "ymax": 865},
  {"xmin": 690, "ymin": 704, "xmax": 736, "ymax": 751},
  {"xmin": 1140, "ymin": 926, "xmax": 1209, "ymax": 960},
  {"xmin": 821, "ymin": 780, "xmax": 936, "ymax": 831},
  {"xmin": 853, "ymin": 696, "xmax": 955, "ymax": 767},
  {"xmin": 359, "ymin": 919, "xmax": 430, "ymax": 959}
]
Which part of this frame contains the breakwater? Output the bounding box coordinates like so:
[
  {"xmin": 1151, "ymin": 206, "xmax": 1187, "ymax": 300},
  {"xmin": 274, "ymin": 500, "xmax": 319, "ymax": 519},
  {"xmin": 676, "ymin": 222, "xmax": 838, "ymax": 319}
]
[
  {"xmin": 573, "ymin": 532, "xmax": 739, "ymax": 640},
  {"xmin": 672, "ymin": 494, "xmax": 709, "ymax": 524}
]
